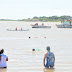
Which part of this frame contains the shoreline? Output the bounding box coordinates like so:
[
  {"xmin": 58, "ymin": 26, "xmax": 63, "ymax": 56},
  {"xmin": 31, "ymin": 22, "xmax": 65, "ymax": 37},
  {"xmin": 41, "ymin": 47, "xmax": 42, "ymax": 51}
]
[{"xmin": 0, "ymin": 20, "xmax": 61, "ymax": 22}]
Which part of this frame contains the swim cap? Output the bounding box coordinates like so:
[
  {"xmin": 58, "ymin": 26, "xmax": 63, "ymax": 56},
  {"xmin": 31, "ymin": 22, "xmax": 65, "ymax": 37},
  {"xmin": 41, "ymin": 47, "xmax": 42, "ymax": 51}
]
[{"xmin": 46, "ymin": 46, "xmax": 50, "ymax": 51}]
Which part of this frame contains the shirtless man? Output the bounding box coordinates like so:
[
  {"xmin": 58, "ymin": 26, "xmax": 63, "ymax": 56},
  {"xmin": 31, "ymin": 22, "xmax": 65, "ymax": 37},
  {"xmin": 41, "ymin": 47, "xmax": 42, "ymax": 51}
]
[{"xmin": 43, "ymin": 46, "xmax": 55, "ymax": 68}]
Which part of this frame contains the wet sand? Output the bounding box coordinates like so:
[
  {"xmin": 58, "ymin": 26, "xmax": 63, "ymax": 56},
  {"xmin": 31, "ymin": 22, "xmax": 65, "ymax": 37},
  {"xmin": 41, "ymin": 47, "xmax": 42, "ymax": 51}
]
[{"xmin": 0, "ymin": 21, "xmax": 72, "ymax": 72}]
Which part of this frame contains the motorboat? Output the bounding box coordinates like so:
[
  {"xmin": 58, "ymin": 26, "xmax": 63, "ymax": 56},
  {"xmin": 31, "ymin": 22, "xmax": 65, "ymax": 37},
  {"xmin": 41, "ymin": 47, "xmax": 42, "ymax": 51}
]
[
  {"xmin": 56, "ymin": 20, "xmax": 72, "ymax": 28},
  {"xmin": 31, "ymin": 23, "xmax": 51, "ymax": 28}
]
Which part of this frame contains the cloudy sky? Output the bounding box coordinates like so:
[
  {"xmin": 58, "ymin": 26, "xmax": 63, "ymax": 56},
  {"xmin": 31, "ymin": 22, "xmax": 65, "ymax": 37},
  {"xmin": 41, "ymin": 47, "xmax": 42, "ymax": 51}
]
[{"xmin": 0, "ymin": 0, "xmax": 72, "ymax": 19}]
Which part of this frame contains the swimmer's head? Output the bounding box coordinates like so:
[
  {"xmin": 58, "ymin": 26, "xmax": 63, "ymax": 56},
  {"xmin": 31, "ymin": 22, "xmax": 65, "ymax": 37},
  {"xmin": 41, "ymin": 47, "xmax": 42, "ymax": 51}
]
[
  {"xmin": 46, "ymin": 46, "xmax": 50, "ymax": 51},
  {"xmin": 32, "ymin": 49, "xmax": 35, "ymax": 51}
]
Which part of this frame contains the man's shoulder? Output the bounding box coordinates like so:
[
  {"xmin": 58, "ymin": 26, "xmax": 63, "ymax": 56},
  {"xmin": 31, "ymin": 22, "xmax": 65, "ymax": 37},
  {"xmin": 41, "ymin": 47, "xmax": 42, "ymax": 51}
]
[
  {"xmin": 52, "ymin": 52, "xmax": 54, "ymax": 54},
  {"xmin": 51, "ymin": 52, "xmax": 55, "ymax": 56},
  {"xmin": 1, "ymin": 53, "xmax": 7, "ymax": 56},
  {"xmin": 45, "ymin": 53, "xmax": 48, "ymax": 57},
  {"xmin": 45, "ymin": 52, "xmax": 48, "ymax": 55}
]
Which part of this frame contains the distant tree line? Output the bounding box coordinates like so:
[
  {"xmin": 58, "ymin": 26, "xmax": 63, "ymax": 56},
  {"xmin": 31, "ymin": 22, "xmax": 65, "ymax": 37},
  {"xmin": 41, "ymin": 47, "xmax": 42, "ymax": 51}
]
[
  {"xmin": 0, "ymin": 16, "xmax": 71, "ymax": 22},
  {"xmin": 22, "ymin": 16, "xmax": 72, "ymax": 22}
]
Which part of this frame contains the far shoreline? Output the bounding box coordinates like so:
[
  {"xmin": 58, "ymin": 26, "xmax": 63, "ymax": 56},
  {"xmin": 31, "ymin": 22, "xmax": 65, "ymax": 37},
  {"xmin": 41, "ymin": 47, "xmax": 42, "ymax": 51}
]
[{"xmin": 0, "ymin": 20, "xmax": 61, "ymax": 22}]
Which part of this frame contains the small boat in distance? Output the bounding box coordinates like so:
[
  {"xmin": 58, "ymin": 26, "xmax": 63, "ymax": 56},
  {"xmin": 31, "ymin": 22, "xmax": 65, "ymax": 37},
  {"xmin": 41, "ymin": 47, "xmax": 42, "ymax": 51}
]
[
  {"xmin": 56, "ymin": 19, "xmax": 72, "ymax": 28},
  {"xmin": 31, "ymin": 23, "xmax": 51, "ymax": 28}
]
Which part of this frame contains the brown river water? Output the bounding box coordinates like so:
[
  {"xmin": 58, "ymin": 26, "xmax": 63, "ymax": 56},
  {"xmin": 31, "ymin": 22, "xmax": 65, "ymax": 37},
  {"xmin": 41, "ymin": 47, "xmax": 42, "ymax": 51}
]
[{"xmin": 0, "ymin": 21, "xmax": 72, "ymax": 72}]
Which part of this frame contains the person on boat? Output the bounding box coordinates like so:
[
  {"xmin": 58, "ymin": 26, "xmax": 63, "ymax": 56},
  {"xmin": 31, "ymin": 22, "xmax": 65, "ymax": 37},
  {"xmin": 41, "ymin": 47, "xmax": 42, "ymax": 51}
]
[
  {"xmin": 35, "ymin": 23, "xmax": 38, "ymax": 25},
  {"xmin": 21, "ymin": 28, "xmax": 22, "ymax": 30},
  {"xmin": 42, "ymin": 23, "xmax": 44, "ymax": 26},
  {"xmin": 0, "ymin": 49, "xmax": 8, "ymax": 68},
  {"xmin": 15, "ymin": 27, "xmax": 17, "ymax": 30},
  {"xmin": 43, "ymin": 46, "xmax": 55, "ymax": 68},
  {"xmin": 69, "ymin": 20, "xmax": 71, "ymax": 26}
]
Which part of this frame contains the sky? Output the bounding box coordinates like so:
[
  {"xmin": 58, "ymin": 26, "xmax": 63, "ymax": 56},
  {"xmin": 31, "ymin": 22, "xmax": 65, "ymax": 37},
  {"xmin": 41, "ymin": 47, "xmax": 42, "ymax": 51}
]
[{"xmin": 0, "ymin": 0, "xmax": 72, "ymax": 19}]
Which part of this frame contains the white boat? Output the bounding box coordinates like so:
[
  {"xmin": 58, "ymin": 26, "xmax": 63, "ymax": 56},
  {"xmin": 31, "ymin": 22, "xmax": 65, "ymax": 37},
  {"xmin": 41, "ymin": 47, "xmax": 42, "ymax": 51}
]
[
  {"xmin": 7, "ymin": 29, "xmax": 29, "ymax": 31},
  {"xmin": 56, "ymin": 21, "xmax": 72, "ymax": 28},
  {"xmin": 31, "ymin": 23, "xmax": 51, "ymax": 28}
]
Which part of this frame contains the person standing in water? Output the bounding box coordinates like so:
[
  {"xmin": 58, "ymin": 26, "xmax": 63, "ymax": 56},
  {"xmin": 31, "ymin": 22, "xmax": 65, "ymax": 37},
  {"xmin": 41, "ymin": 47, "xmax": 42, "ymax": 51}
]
[
  {"xmin": 43, "ymin": 46, "xmax": 55, "ymax": 68},
  {"xmin": 15, "ymin": 27, "xmax": 17, "ymax": 30},
  {"xmin": 0, "ymin": 49, "xmax": 8, "ymax": 68},
  {"xmin": 21, "ymin": 27, "xmax": 22, "ymax": 30}
]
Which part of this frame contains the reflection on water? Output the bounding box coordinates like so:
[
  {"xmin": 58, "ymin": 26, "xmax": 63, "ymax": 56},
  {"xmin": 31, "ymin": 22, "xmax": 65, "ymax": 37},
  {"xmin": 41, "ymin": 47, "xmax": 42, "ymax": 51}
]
[
  {"xmin": 43, "ymin": 68, "xmax": 55, "ymax": 72},
  {"xmin": 0, "ymin": 69, "xmax": 7, "ymax": 72}
]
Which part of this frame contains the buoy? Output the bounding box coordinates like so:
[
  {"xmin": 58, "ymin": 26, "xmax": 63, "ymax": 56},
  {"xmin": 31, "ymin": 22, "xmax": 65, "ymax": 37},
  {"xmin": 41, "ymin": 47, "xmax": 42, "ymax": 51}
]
[
  {"xmin": 44, "ymin": 37, "xmax": 46, "ymax": 38},
  {"xmin": 29, "ymin": 37, "xmax": 31, "ymax": 39}
]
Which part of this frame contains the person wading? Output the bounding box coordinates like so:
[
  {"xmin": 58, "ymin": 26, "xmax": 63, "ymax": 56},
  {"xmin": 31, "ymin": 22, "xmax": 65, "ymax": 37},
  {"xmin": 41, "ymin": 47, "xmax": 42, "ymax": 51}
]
[
  {"xmin": 0, "ymin": 49, "xmax": 8, "ymax": 68},
  {"xmin": 43, "ymin": 46, "xmax": 55, "ymax": 68}
]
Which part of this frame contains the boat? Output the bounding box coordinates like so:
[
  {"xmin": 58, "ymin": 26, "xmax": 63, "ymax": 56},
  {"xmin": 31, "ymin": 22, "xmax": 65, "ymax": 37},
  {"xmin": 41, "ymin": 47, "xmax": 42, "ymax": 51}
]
[
  {"xmin": 56, "ymin": 20, "xmax": 72, "ymax": 28},
  {"xmin": 31, "ymin": 23, "xmax": 51, "ymax": 28},
  {"xmin": 7, "ymin": 29, "xmax": 29, "ymax": 31}
]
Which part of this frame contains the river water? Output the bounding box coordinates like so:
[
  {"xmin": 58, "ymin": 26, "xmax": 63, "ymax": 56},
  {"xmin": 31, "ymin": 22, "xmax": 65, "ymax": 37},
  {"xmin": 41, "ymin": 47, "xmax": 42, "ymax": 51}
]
[{"xmin": 0, "ymin": 21, "xmax": 72, "ymax": 72}]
